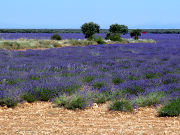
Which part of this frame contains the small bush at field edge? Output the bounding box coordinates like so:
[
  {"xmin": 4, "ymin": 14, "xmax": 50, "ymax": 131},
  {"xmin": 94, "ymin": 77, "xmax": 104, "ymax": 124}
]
[
  {"xmin": 0, "ymin": 97, "xmax": 18, "ymax": 108},
  {"xmin": 53, "ymin": 94, "xmax": 89, "ymax": 110},
  {"xmin": 35, "ymin": 88, "xmax": 56, "ymax": 101},
  {"xmin": 135, "ymin": 92, "xmax": 165, "ymax": 107},
  {"xmin": 109, "ymin": 99, "xmax": 133, "ymax": 112},
  {"xmin": 158, "ymin": 97, "xmax": 180, "ymax": 117},
  {"xmin": 22, "ymin": 92, "xmax": 37, "ymax": 103},
  {"xmin": 88, "ymin": 92, "xmax": 107, "ymax": 104}
]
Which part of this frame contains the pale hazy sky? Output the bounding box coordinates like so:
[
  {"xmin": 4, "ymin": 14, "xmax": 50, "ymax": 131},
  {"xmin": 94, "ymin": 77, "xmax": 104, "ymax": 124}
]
[{"xmin": 0, "ymin": 0, "xmax": 180, "ymax": 29}]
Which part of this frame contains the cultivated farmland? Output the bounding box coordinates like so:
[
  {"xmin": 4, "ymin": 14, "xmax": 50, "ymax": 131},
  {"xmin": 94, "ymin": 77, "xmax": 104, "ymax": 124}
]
[{"xmin": 0, "ymin": 33, "xmax": 180, "ymax": 134}]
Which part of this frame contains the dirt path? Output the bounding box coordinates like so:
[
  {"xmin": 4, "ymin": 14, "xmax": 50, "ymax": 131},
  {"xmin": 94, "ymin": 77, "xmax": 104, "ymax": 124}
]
[{"xmin": 0, "ymin": 101, "xmax": 179, "ymax": 135}]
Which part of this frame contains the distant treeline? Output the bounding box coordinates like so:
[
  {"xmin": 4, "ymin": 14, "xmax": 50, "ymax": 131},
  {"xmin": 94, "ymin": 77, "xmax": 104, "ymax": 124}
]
[
  {"xmin": 0, "ymin": 29, "xmax": 82, "ymax": 33},
  {"xmin": 0, "ymin": 29, "xmax": 180, "ymax": 34},
  {"xmin": 137, "ymin": 29, "xmax": 180, "ymax": 34}
]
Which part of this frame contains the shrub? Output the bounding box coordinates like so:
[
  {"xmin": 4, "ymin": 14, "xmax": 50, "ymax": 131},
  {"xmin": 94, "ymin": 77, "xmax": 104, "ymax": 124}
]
[
  {"xmin": 135, "ymin": 92, "xmax": 165, "ymax": 107},
  {"xmin": 112, "ymin": 77, "xmax": 124, "ymax": 85},
  {"xmin": 51, "ymin": 34, "xmax": 62, "ymax": 40},
  {"xmin": 162, "ymin": 78, "xmax": 178, "ymax": 85},
  {"xmin": 95, "ymin": 37, "xmax": 106, "ymax": 44},
  {"xmin": 105, "ymin": 33, "xmax": 122, "ymax": 41},
  {"xmin": 5, "ymin": 79, "xmax": 23, "ymax": 85},
  {"xmin": 81, "ymin": 22, "xmax": 100, "ymax": 39},
  {"xmin": 93, "ymin": 82, "xmax": 105, "ymax": 89},
  {"xmin": 53, "ymin": 94, "xmax": 89, "ymax": 110},
  {"xmin": 89, "ymin": 92, "xmax": 107, "ymax": 104},
  {"xmin": 130, "ymin": 29, "xmax": 142, "ymax": 40},
  {"xmin": 53, "ymin": 94, "xmax": 69, "ymax": 107},
  {"xmin": 22, "ymin": 92, "xmax": 37, "ymax": 103},
  {"xmin": 29, "ymin": 76, "xmax": 40, "ymax": 80},
  {"xmin": 158, "ymin": 97, "xmax": 180, "ymax": 117},
  {"xmin": 0, "ymin": 97, "xmax": 18, "ymax": 108},
  {"xmin": 109, "ymin": 99, "xmax": 133, "ymax": 112},
  {"xmin": 63, "ymin": 84, "xmax": 81, "ymax": 95},
  {"xmin": 145, "ymin": 73, "xmax": 161, "ymax": 79},
  {"xmin": 102, "ymin": 90, "xmax": 113, "ymax": 101},
  {"xmin": 94, "ymin": 94, "xmax": 106, "ymax": 104},
  {"xmin": 124, "ymin": 85, "xmax": 144, "ymax": 96},
  {"xmin": 128, "ymin": 75, "xmax": 139, "ymax": 80},
  {"xmin": 82, "ymin": 76, "xmax": 94, "ymax": 83},
  {"xmin": 61, "ymin": 73, "xmax": 74, "ymax": 77},
  {"xmin": 111, "ymin": 90, "xmax": 126, "ymax": 100},
  {"xmin": 34, "ymin": 88, "xmax": 55, "ymax": 101}
]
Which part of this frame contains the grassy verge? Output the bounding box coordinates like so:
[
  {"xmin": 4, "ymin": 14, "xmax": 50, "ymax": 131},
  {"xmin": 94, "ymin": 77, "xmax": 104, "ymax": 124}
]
[{"xmin": 0, "ymin": 38, "xmax": 156, "ymax": 50}]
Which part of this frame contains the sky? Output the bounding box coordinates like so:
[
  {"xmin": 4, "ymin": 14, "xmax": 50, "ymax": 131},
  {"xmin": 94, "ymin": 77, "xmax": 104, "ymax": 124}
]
[{"xmin": 0, "ymin": 0, "xmax": 180, "ymax": 29}]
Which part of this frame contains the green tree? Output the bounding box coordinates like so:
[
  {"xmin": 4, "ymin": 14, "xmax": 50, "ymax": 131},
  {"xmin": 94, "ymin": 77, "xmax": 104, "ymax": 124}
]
[
  {"xmin": 130, "ymin": 29, "xmax": 142, "ymax": 40},
  {"xmin": 121, "ymin": 25, "xmax": 128, "ymax": 35},
  {"xmin": 109, "ymin": 24, "xmax": 122, "ymax": 34},
  {"xmin": 81, "ymin": 22, "xmax": 100, "ymax": 39},
  {"xmin": 105, "ymin": 24, "xmax": 128, "ymax": 41},
  {"xmin": 109, "ymin": 24, "xmax": 128, "ymax": 34}
]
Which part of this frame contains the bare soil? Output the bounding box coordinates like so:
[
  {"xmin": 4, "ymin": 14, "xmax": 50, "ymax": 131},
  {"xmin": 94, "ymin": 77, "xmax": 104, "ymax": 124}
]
[{"xmin": 0, "ymin": 101, "xmax": 179, "ymax": 135}]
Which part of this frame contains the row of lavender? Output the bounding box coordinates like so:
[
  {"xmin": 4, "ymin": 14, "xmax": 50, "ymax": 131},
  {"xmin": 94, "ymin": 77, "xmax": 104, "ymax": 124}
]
[
  {"xmin": 0, "ymin": 34, "xmax": 180, "ymax": 109},
  {"xmin": 0, "ymin": 33, "xmax": 180, "ymax": 41},
  {"xmin": 0, "ymin": 33, "xmax": 92, "ymax": 40}
]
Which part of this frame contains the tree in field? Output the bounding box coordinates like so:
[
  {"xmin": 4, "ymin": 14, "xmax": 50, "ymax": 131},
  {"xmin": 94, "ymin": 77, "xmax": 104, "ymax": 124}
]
[
  {"xmin": 81, "ymin": 22, "xmax": 100, "ymax": 39},
  {"xmin": 109, "ymin": 24, "xmax": 128, "ymax": 35},
  {"xmin": 120, "ymin": 25, "xmax": 128, "ymax": 35},
  {"xmin": 105, "ymin": 24, "xmax": 128, "ymax": 41},
  {"xmin": 130, "ymin": 29, "xmax": 142, "ymax": 40}
]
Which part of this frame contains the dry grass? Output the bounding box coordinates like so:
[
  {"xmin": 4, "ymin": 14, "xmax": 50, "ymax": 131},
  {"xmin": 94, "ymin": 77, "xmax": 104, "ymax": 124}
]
[{"xmin": 0, "ymin": 38, "xmax": 156, "ymax": 51}]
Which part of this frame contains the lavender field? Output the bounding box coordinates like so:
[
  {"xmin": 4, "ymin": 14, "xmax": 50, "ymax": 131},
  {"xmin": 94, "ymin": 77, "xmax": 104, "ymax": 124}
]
[
  {"xmin": 0, "ymin": 33, "xmax": 97, "ymax": 40},
  {"xmin": 0, "ymin": 33, "xmax": 180, "ymax": 41},
  {"xmin": 0, "ymin": 34, "xmax": 180, "ymax": 114}
]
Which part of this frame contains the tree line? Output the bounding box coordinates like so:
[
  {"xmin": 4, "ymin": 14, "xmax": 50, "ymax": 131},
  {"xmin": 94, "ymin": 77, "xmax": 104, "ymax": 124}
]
[
  {"xmin": 0, "ymin": 29, "xmax": 180, "ymax": 34},
  {"xmin": 81, "ymin": 22, "xmax": 142, "ymax": 40},
  {"xmin": 51, "ymin": 22, "xmax": 142, "ymax": 40}
]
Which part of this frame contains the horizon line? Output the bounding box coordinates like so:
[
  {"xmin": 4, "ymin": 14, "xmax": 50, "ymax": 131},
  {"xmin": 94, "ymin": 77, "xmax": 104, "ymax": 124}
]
[{"xmin": 0, "ymin": 28, "xmax": 180, "ymax": 30}]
